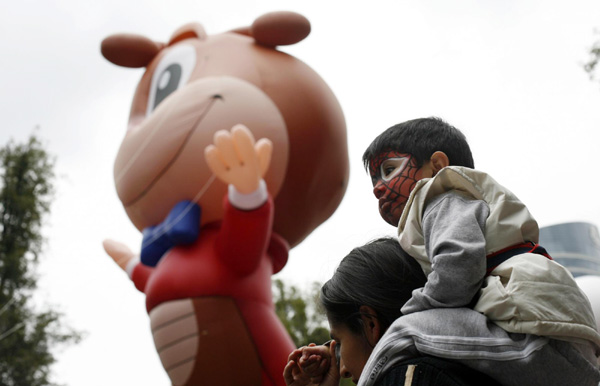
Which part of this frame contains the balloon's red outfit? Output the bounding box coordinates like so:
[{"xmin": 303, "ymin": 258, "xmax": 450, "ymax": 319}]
[{"xmin": 129, "ymin": 191, "xmax": 293, "ymax": 385}]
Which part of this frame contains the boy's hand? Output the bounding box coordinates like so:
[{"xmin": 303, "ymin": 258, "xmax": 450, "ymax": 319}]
[
  {"xmin": 299, "ymin": 343, "xmax": 331, "ymax": 383},
  {"xmin": 204, "ymin": 124, "xmax": 272, "ymax": 194},
  {"xmin": 283, "ymin": 342, "xmax": 340, "ymax": 386},
  {"xmin": 284, "ymin": 347, "xmax": 312, "ymax": 386}
]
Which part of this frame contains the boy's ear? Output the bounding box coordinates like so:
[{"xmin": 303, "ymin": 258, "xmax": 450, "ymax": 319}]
[
  {"xmin": 359, "ymin": 305, "xmax": 381, "ymax": 347},
  {"xmin": 430, "ymin": 151, "xmax": 449, "ymax": 174}
]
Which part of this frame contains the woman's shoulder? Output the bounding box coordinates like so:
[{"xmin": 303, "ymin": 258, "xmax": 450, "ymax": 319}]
[{"xmin": 374, "ymin": 356, "xmax": 501, "ymax": 386}]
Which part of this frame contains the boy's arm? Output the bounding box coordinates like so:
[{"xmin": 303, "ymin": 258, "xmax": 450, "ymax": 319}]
[{"xmin": 401, "ymin": 191, "xmax": 489, "ymax": 314}]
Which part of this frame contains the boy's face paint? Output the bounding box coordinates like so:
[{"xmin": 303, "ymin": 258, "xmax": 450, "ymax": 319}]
[{"xmin": 369, "ymin": 151, "xmax": 429, "ymax": 226}]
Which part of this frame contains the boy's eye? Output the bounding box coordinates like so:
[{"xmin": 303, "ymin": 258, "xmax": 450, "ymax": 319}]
[
  {"xmin": 380, "ymin": 157, "xmax": 409, "ymax": 181},
  {"xmin": 384, "ymin": 166, "xmax": 396, "ymax": 175}
]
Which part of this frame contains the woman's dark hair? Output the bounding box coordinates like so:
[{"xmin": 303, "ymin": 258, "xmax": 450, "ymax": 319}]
[
  {"xmin": 362, "ymin": 117, "xmax": 475, "ymax": 169},
  {"xmin": 320, "ymin": 237, "xmax": 426, "ymax": 335}
]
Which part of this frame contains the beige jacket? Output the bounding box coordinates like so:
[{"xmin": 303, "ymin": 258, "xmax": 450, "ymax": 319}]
[{"xmin": 398, "ymin": 166, "xmax": 600, "ymax": 348}]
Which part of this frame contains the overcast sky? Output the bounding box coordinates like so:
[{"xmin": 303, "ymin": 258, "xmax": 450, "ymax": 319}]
[{"xmin": 2, "ymin": 1, "xmax": 600, "ymax": 385}]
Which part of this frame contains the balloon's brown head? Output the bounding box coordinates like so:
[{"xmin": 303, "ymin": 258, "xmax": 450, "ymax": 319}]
[{"xmin": 101, "ymin": 11, "xmax": 348, "ymax": 248}]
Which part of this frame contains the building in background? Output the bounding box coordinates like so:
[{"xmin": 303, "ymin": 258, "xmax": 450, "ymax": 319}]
[{"xmin": 539, "ymin": 222, "xmax": 600, "ymax": 277}]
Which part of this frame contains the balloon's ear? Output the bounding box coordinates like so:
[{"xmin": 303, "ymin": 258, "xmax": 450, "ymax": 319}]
[
  {"xmin": 101, "ymin": 34, "xmax": 164, "ymax": 68},
  {"xmin": 230, "ymin": 11, "xmax": 311, "ymax": 47},
  {"xmin": 101, "ymin": 23, "xmax": 207, "ymax": 68},
  {"xmin": 168, "ymin": 22, "xmax": 207, "ymax": 45}
]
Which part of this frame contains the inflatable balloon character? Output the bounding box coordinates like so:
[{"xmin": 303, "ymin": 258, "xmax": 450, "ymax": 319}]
[{"xmin": 100, "ymin": 11, "xmax": 348, "ymax": 386}]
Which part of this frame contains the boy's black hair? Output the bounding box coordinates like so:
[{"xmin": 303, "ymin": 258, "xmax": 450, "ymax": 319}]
[{"xmin": 362, "ymin": 117, "xmax": 475, "ymax": 170}]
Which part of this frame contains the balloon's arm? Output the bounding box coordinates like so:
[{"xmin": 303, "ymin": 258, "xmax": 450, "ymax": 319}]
[
  {"xmin": 103, "ymin": 239, "xmax": 136, "ymax": 272},
  {"xmin": 103, "ymin": 239, "xmax": 151, "ymax": 292},
  {"xmin": 219, "ymin": 187, "xmax": 273, "ymax": 275},
  {"xmin": 204, "ymin": 124, "xmax": 274, "ymax": 275}
]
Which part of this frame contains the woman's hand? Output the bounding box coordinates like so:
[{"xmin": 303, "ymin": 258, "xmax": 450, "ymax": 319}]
[{"xmin": 283, "ymin": 342, "xmax": 340, "ymax": 386}]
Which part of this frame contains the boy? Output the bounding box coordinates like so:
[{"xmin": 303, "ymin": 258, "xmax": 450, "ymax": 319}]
[{"xmin": 358, "ymin": 117, "xmax": 600, "ymax": 386}]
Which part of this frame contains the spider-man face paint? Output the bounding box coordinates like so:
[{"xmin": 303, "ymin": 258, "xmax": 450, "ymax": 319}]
[{"xmin": 369, "ymin": 151, "xmax": 428, "ymax": 226}]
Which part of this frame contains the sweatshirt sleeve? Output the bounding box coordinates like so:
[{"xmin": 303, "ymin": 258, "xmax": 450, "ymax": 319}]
[{"xmin": 401, "ymin": 191, "xmax": 489, "ymax": 315}]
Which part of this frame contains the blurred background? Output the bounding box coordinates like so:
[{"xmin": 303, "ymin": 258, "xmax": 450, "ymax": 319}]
[{"xmin": 2, "ymin": 1, "xmax": 600, "ymax": 384}]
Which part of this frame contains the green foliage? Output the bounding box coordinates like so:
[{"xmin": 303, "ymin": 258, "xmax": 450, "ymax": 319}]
[
  {"xmin": 0, "ymin": 135, "xmax": 81, "ymax": 386},
  {"xmin": 273, "ymin": 279, "xmax": 357, "ymax": 385},
  {"xmin": 273, "ymin": 279, "xmax": 330, "ymax": 348},
  {"xmin": 584, "ymin": 30, "xmax": 600, "ymax": 82},
  {"xmin": 340, "ymin": 377, "xmax": 355, "ymax": 386}
]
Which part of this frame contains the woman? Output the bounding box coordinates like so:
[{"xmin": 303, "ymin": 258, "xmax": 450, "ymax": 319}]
[{"xmin": 283, "ymin": 238, "xmax": 501, "ymax": 385}]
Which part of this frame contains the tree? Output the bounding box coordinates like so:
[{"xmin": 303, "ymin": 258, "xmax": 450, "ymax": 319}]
[
  {"xmin": 0, "ymin": 135, "xmax": 81, "ymax": 386},
  {"xmin": 273, "ymin": 279, "xmax": 330, "ymax": 348},
  {"xmin": 584, "ymin": 30, "xmax": 600, "ymax": 82}
]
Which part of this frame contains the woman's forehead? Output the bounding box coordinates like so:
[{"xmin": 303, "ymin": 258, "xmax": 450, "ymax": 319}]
[
  {"xmin": 327, "ymin": 319, "xmax": 343, "ymax": 337},
  {"xmin": 328, "ymin": 319, "xmax": 353, "ymax": 338}
]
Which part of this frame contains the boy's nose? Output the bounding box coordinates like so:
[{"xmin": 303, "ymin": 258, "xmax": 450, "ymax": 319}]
[{"xmin": 373, "ymin": 181, "xmax": 385, "ymax": 199}]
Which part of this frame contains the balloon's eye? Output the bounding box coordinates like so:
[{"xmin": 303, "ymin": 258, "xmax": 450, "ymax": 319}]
[{"xmin": 147, "ymin": 44, "xmax": 196, "ymax": 115}]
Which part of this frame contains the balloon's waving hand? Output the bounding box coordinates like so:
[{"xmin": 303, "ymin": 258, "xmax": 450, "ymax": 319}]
[{"xmin": 205, "ymin": 124, "xmax": 272, "ymax": 194}]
